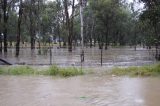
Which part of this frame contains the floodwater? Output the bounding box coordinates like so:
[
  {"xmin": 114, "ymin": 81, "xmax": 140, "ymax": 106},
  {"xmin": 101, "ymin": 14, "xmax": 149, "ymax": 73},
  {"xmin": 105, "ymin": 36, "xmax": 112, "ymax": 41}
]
[
  {"xmin": 0, "ymin": 46, "xmax": 157, "ymax": 67},
  {"xmin": 0, "ymin": 46, "xmax": 159, "ymax": 106},
  {"xmin": 0, "ymin": 75, "xmax": 160, "ymax": 106}
]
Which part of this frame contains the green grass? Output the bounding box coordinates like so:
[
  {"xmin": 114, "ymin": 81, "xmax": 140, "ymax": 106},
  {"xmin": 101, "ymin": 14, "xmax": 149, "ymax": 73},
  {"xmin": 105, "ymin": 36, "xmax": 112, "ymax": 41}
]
[
  {"xmin": 0, "ymin": 65, "xmax": 84, "ymax": 77},
  {"xmin": 111, "ymin": 64, "xmax": 160, "ymax": 77},
  {"xmin": 0, "ymin": 67, "xmax": 4, "ymax": 74},
  {"xmin": 42, "ymin": 66, "xmax": 84, "ymax": 77},
  {"xmin": 0, "ymin": 66, "xmax": 36, "ymax": 75},
  {"xmin": 1, "ymin": 64, "xmax": 160, "ymax": 77}
]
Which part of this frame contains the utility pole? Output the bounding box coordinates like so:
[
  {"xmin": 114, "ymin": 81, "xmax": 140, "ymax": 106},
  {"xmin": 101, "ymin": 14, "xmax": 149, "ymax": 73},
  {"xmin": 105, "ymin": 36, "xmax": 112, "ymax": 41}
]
[{"xmin": 80, "ymin": 0, "xmax": 84, "ymax": 66}]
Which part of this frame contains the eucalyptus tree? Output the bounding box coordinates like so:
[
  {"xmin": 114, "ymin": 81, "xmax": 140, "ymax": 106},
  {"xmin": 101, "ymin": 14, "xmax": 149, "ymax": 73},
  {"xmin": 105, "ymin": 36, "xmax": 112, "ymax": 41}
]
[
  {"xmin": 2, "ymin": 0, "xmax": 8, "ymax": 52},
  {"xmin": 0, "ymin": 0, "xmax": 17, "ymax": 52},
  {"xmin": 63, "ymin": 0, "xmax": 77, "ymax": 52},
  {"xmin": 8, "ymin": 8, "xmax": 17, "ymax": 46},
  {"xmin": 29, "ymin": 0, "xmax": 36, "ymax": 49},
  {"xmin": 56, "ymin": 0, "xmax": 62, "ymax": 48},
  {"xmin": 16, "ymin": 0, "xmax": 23, "ymax": 57},
  {"xmin": 90, "ymin": 0, "xmax": 111, "ymax": 49},
  {"xmin": 40, "ymin": 1, "xmax": 61, "ymax": 44},
  {"xmin": 83, "ymin": 3, "xmax": 95, "ymax": 48},
  {"xmin": 0, "ymin": 0, "xmax": 2, "ymax": 52},
  {"xmin": 140, "ymin": 0, "xmax": 160, "ymax": 60},
  {"xmin": 80, "ymin": 0, "xmax": 84, "ymax": 62},
  {"xmin": 1, "ymin": 0, "xmax": 10, "ymax": 52},
  {"xmin": 130, "ymin": 1, "xmax": 141, "ymax": 50},
  {"xmin": 18, "ymin": 0, "xmax": 44, "ymax": 50},
  {"xmin": 89, "ymin": 0, "xmax": 130, "ymax": 49}
]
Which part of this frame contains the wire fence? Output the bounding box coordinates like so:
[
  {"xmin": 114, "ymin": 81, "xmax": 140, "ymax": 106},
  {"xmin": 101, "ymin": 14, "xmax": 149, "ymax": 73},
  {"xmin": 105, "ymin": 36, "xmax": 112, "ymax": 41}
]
[{"xmin": 0, "ymin": 46, "xmax": 157, "ymax": 67}]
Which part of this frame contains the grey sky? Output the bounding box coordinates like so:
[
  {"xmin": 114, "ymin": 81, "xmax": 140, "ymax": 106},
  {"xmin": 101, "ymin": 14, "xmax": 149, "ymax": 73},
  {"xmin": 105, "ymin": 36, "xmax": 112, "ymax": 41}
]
[{"xmin": 46, "ymin": 0, "xmax": 144, "ymax": 12}]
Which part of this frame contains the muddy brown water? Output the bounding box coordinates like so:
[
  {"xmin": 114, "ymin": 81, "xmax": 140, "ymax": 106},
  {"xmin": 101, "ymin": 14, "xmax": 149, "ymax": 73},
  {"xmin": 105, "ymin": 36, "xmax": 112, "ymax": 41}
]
[
  {"xmin": 0, "ymin": 47, "xmax": 159, "ymax": 106},
  {"xmin": 0, "ymin": 75, "xmax": 160, "ymax": 106},
  {"xmin": 0, "ymin": 47, "xmax": 157, "ymax": 67}
]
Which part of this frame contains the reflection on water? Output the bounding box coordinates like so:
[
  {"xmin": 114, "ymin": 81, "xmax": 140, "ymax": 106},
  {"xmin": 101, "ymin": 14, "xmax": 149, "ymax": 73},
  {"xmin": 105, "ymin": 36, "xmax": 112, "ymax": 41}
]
[
  {"xmin": 0, "ymin": 47, "xmax": 156, "ymax": 67},
  {"xmin": 0, "ymin": 75, "xmax": 160, "ymax": 106}
]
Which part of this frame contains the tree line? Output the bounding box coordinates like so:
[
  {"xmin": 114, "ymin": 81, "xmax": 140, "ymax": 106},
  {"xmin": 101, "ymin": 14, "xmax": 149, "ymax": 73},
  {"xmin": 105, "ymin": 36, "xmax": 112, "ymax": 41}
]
[{"xmin": 0, "ymin": 0, "xmax": 160, "ymax": 60}]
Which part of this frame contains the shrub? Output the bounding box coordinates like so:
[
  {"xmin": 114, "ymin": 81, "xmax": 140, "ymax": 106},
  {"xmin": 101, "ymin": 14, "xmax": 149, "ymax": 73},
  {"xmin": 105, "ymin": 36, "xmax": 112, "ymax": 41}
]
[{"xmin": 47, "ymin": 65, "xmax": 59, "ymax": 75}]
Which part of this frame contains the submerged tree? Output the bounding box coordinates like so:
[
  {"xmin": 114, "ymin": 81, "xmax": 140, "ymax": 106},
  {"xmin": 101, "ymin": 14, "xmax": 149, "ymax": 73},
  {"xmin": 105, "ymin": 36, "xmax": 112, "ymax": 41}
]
[
  {"xmin": 0, "ymin": 0, "xmax": 2, "ymax": 53},
  {"xmin": 2, "ymin": 0, "xmax": 9, "ymax": 52},
  {"xmin": 140, "ymin": 0, "xmax": 160, "ymax": 60},
  {"xmin": 16, "ymin": 0, "xmax": 23, "ymax": 57},
  {"xmin": 63, "ymin": 0, "xmax": 76, "ymax": 52}
]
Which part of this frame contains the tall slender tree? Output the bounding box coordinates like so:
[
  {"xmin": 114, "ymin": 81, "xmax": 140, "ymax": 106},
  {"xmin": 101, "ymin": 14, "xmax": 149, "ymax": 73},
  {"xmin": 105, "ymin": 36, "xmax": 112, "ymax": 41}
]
[
  {"xmin": 16, "ymin": 0, "xmax": 23, "ymax": 57},
  {"xmin": 140, "ymin": 0, "xmax": 160, "ymax": 60},
  {"xmin": 80, "ymin": 0, "xmax": 84, "ymax": 62},
  {"xmin": 29, "ymin": 0, "xmax": 36, "ymax": 50},
  {"xmin": 63, "ymin": 0, "xmax": 75, "ymax": 52},
  {"xmin": 0, "ymin": 0, "xmax": 2, "ymax": 53},
  {"xmin": 2, "ymin": 0, "xmax": 8, "ymax": 52}
]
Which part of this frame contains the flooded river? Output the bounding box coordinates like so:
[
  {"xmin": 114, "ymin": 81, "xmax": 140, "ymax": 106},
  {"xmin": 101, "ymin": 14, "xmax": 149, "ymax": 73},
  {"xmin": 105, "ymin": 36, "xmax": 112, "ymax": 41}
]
[
  {"xmin": 0, "ymin": 46, "xmax": 157, "ymax": 67},
  {"xmin": 0, "ymin": 75, "xmax": 160, "ymax": 106},
  {"xmin": 0, "ymin": 46, "xmax": 159, "ymax": 106}
]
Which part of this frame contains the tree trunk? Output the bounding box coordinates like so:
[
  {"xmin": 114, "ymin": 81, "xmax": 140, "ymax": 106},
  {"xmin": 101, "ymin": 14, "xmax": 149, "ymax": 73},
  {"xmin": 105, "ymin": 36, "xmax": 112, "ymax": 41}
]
[
  {"xmin": 80, "ymin": 0, "xmax": 84, "ymax": 62},
  {"xmin": 30, "ymin": 24, "xmax": 35, "ymax": 49},
  {"xmin": 0, "ymin": 9, "xmax": 2, "ymax": 53},
  {"xmin": 57, "ymin": 24, "xmax": 61, "ymax": 48},
  {"xmin": 105, "ymin": 31, "xmax": 108, "ymax": 50},
  {"xmin": 3, "ymin": 0, "xmax": 8, "ymax": 52},
  {"xmin": 68, "ymin": 34, "xmax": 72, "ymax": 51},
  {"xmin": 154, "ymin": 24, "xmax": 160, "ymax": 60},
  {"xmin": 0, "ymin": 34, "xmax": 2, "ymax": 53},
  {"xmin": 119, "ymin": 32, "xmax": 125, "ymax": 46},
  {"xmin": 90, "ymin": 36, "xmax": 92, "ymax": 48},
  {"xmin": 64, "ymin": 0, "xmax": 75, "ymax": 52},
  {"xmin": 69, "ymin": 0, "xmax": 75, "ymax": 52},
  {"xmin": 3, "ymin": 26, "xmax": 7, "ymax": 52},
  {"xmin": 105, "ymin": 23, "xmax": 109, "ymax": 50},
  {"xmin": 16, "ymin": 0, "xmax": 23, "ymax": 57},
  {"xmin": 100, "ymin": 42, "xmax": 103, "ymax": 66},
  {"xmin": 64, "ymin": 0, "xmax": 71, "ymax": 51},
  {"xmin": 94, "ymin": 39, "xmax": 96, "ymax": 47},
  {"xmin": 98, "ymin": 36, "xmax": 101, "ymax": 49},
  {"xmin": 134, "ymin": 27, "xmax": 137, "ymax": 51},
  {"xmin": 90, "ymin": 19, "xmax": 95, "ymax": 48},
  {"xmin": 30, "ymin": 0, "xmax": 35, "ymax": 50},
  {"xmin": 63, "ymin": 41, "xmax": 66, "ymax": 47}
]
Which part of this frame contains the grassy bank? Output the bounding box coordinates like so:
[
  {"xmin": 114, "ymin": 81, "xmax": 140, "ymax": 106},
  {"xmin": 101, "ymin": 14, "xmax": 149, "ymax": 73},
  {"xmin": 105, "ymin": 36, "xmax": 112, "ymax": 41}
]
[
  {"xmin": 111, "ymin": 64, "xmax": 160, "ymax": 77},
  {"xmin": 0, "ymin": 66, "xmax": 84, "ymax": 77},
  {"xmin": 1, "ymin": 64, "xmax": 160, "ymax": 77}
]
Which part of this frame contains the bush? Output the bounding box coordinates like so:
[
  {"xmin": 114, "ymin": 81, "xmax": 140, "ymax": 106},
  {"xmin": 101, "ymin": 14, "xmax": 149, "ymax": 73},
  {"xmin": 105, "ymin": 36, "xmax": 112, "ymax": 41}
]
[{"xmin": 47, "ymin": 65, "xmax": 59, "ymax": 75}]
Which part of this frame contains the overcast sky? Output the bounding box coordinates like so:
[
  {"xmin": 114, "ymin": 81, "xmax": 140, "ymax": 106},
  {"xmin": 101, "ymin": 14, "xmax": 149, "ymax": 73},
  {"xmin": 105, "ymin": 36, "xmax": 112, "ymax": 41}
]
[{"xmin": 46, "ymin": 0, "xmax": 144, "ymax": 11}]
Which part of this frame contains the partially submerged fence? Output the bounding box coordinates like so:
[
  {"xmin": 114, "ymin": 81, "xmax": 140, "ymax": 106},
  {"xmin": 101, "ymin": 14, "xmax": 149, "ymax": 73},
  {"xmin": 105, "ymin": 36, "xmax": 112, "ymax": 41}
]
[{"xmin": 0, "ymin": 47, "xmax": 156, "ymax": 67}]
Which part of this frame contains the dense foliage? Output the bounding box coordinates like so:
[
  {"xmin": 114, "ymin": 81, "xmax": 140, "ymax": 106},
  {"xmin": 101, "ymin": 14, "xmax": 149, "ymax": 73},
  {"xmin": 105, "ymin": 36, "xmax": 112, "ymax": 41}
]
[{"xmin": 0, "ymin": 0, "xmax": 160, "ymax": 59}]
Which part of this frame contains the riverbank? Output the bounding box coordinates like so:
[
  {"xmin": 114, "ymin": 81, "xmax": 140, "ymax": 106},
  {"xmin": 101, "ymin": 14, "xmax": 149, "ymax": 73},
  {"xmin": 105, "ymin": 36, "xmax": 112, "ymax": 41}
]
[
  {"xmin": 110, "ymin": 63, "xmax": 160, "ymax": 77},
  {"xmin": 0, "ymin": 65, "xmax": 84, "ymax": 77},
  {"xmin": 0, "ymin": 63, "xmax": 160, "ymax": 77}
]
